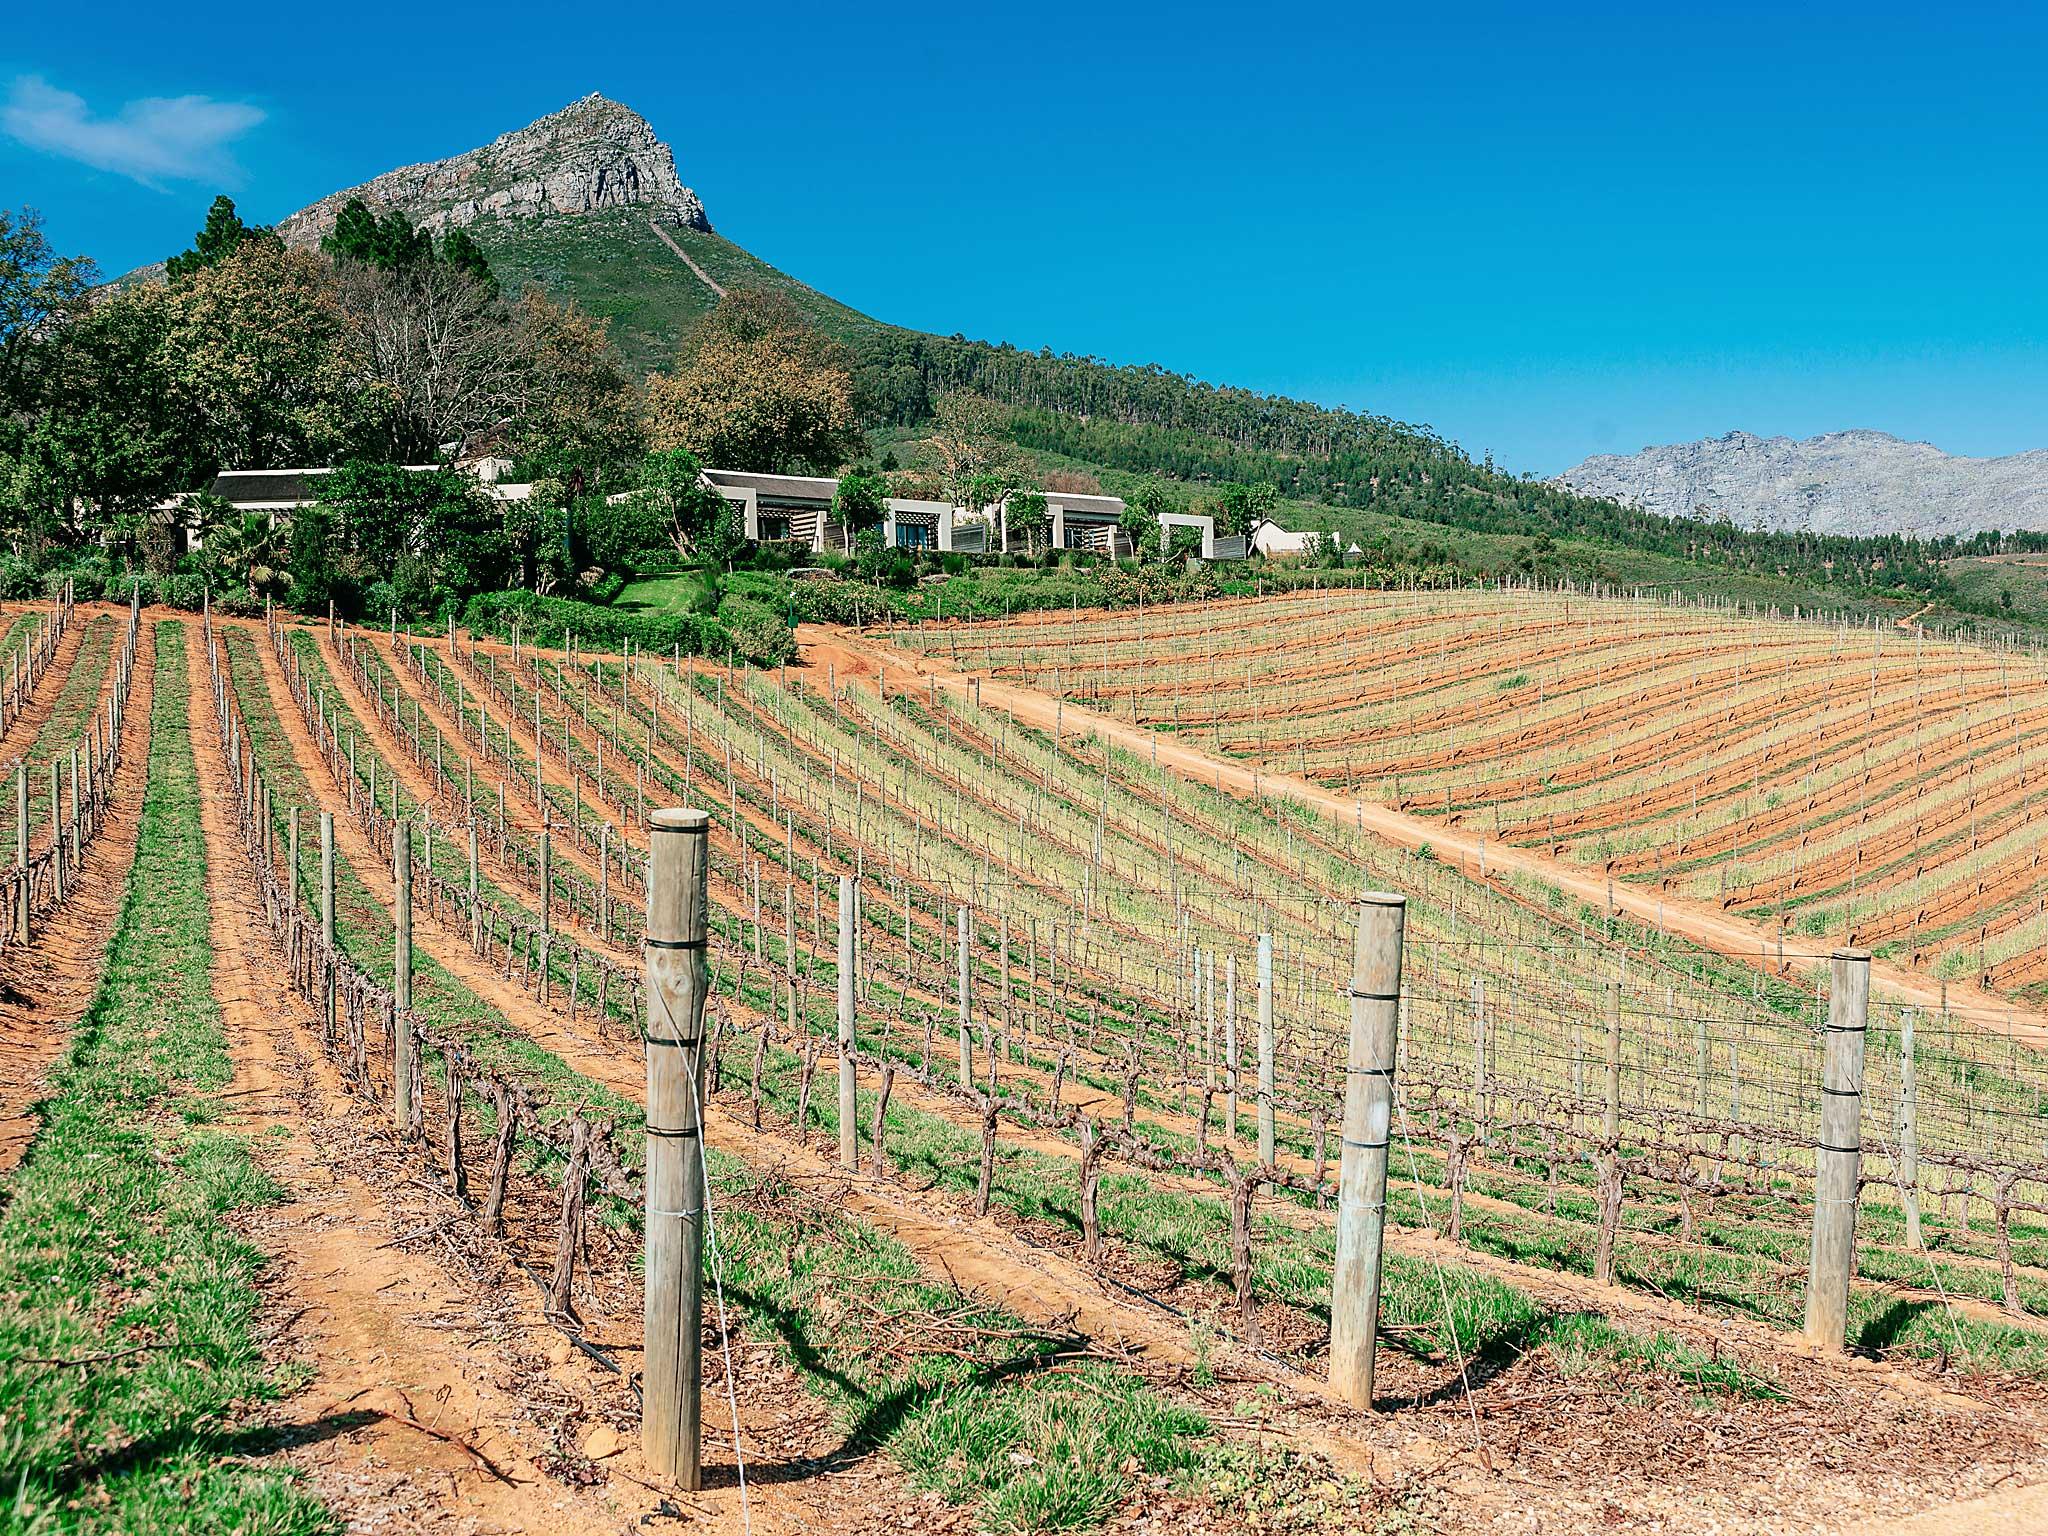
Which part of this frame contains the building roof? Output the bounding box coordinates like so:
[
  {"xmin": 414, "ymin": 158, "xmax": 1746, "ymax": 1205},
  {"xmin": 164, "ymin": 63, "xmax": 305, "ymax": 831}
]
[
  {"xmin": 208, "ymin": 468, "xmax": 336, "ymax": 505},
  {"xmin": 206, "ymin": 463, "xmax": 525, "ymax": 510},
  {"xmin": 1045, "ymin": 491, "xmax": 1125, "ymax": 517},
  {"xmin": 703, "ymin": 469, "xmax": 838, "ymax": 501}
]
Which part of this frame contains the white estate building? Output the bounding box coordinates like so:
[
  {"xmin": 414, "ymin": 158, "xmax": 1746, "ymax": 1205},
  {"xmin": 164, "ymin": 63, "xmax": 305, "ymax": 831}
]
[{"xmin": 700, "ymin": 469, "xmax": 1248, "ymax": 560}]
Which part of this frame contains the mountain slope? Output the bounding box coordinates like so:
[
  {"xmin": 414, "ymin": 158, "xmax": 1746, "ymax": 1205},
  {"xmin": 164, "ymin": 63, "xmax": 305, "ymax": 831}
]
[
  {"xmin": 467, "ymin": 210, "xmax": 880, "ymax": 375},
  {"xmin": 1557, "ymin": 429, "xmax": 2048, "ymax": 538}
]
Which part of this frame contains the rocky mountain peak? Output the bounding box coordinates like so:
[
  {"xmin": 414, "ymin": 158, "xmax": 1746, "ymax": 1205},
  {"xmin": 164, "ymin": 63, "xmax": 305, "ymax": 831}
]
[
  {"xmin": 274, "ymin": 92, "xmax": 710, "ymax": 247},
  {"xmin": 1555, "ymin": 429, "xmax": 2048, "ymax": 537}
]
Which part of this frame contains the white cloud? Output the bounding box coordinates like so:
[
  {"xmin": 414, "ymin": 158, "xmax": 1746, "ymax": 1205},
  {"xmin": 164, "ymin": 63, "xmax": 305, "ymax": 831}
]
[{"xmin": 1, "ymin": 75, "xmax": 264, "ymax": 188}]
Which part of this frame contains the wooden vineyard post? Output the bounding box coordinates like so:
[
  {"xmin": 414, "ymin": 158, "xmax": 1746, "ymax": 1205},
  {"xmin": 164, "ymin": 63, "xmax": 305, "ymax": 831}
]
[
  {"xmin": 1602, "ymin": 982, "xmax": 1621, "ymax": 1142},
  {"xmin": 956, "ymin": 906, "xmax": 973, "ymax": 1086},
  {"xmin": 643, "ymin": 807, "xmax": 710, "ymax": 1489},
  {"xmin": 1330, "ymin": 891, "xmax": 1405, "ymax": 1411},
  {"xmin": 1899, "ymin": 1007, "xmax": 1922, "ymax": 1248},
  {"xmin": 539, "ymin": 825, "xmax": 552, "ymax": 935},
  {"xmin": 393, "ymin": 819, "xmax": 414, "ymax": 1133},
  {"xmin": 14, "ymin": 764, "xmax": 27, "ymax": 943},
  {"xmin": 1595, "ymin": 981, "xmax": 1624, "ymax": 1284},
  {"xmin": 288, "ymin": 809, "xmax": 300, "ymax": 908},
  {"xmin": 1804, "ymin": 949, "xmax": 1870, "ymax": 1351},
  {"xmin": 838, "ymin": 874, "xmax": 858, "ymax": 1171},
  {"xmin": 48, "ymin": 761, "xmax": 61, "ymax": 902},
  {"xmin": 1224, "ymin": 954, "xmax": 1239, "ymax": 1144},
  {"xmin": 468, "ymin": 820, "xmax": 481, "ymax": 951},
  {"xmin": 1257, "ymin": 933, "xmax": 1276, "ymax": 1165},
  {"xmin": 320, "ymin": 812, "xmax": 337, "ymax": 1041}
]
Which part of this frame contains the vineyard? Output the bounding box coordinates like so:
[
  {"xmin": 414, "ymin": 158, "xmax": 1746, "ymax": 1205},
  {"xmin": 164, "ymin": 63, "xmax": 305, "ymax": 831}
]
[
  {"xmin": 892, "ymin": 583, "xmax": 2048, "ymax": 999},
  {"xmin": 6, "ymin": 592, "xmax": 2048, "ymax": 1534}
]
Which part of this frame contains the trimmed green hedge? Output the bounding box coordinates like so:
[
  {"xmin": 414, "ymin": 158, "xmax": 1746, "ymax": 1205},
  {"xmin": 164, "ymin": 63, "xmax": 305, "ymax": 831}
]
[{"xmin": 461, "ymin": 588, "xmax": 795, "ymax": 665}]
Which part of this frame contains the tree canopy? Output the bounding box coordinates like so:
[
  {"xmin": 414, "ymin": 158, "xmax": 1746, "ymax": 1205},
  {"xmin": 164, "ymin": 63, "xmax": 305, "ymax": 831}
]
[
  {"xmin": 644, "ymin": 288, "xmax": 861, "ymax": 473},
  {"xmin": 166, "ymin": 196, "xmax": 281, "ymax": 283}
]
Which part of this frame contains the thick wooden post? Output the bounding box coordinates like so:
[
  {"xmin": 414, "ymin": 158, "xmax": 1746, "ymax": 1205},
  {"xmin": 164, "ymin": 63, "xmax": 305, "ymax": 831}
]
[
  {"xmin": 320, "ymin": 812, "xmax": 336, "ymax": 1039},
  {"xmin": 956, "ymin": 906, "xmax": 973, "ymax": 1085},
  {"xmin": 1257, "ymin": 933, "xmax": 1276, "ymax": 1165},
  {"xmin": 393, "ymin": 820, "xmax": 414, "ymax": 1133},
  {"xmin": 838, "ymin": 874, "xmax": 859, "ymax": 1171},
  {"xmin": 1330, "ymin": 891, "xmax": 1405, "ymax": 1410},
  {"xmin": 288, "ymin": 808, "xmax": 300, "ymax": 908},
  {"xmin": 1804, "ymin": 949, "xmax": 1870, "ymax": 1350},
  {"xmin": 643, "ymin": 807, "xmax": 710, "ymax": 1488},
  {"xmin": 539, "ymin": 825, "xmax": 552, "ymax": 935}
]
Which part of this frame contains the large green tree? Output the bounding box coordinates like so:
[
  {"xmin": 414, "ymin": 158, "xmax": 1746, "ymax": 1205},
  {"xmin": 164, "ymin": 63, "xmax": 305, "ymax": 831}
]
[
  {"xmin": 0, "ymin": 210, "xmax": 195, "ymax": 556},
  {"xmin": 163, "ymin": 239, "xmax": 357, "ymax": 470},
  {"xmin": 833, "ymin": 471, "xmax": 890, "ymax": 536},
  {"xmin": 22, "ymin": 284, "xmax": 199, "ymax": 554},
  {"xmin": 0, "ymin": 207, "xmax": 94, "ymax": 415},
  {"xmin": 645, "ymin": 290, "xmax": 860, "ymax": 473},
  {"xmin": 1214, "ymin": 480, "xmax": 1280, "ymax": 537},
  {"xmin": 634, "ymin": 447, "xmax": 733, "ymax": 561}
]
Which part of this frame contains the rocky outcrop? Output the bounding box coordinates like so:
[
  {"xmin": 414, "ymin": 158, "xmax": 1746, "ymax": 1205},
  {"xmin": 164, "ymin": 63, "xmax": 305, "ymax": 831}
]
[
  {"xmin": 274, "ymin": 93, "xmax": 709, "ymax": 245},
  {"xmin": 1556, "ymin": 429, "xmax": 2048, "ymax": 538}
]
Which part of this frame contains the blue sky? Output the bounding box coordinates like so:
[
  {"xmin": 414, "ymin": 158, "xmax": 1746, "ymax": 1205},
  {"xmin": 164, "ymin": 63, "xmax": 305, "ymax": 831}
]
[{"xmin": 5, "ymin": 1, "xmax": 2045, "ymax": 476}]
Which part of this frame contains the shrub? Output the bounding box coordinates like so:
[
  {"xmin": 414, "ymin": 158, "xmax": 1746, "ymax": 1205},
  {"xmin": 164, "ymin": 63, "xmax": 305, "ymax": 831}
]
[
  {"xmin": 785, "ymin": 576, "xmax": 889, "ymax": 626},
  {"xmin": 0, "ymin": 554, "xmax": 40, "ymax": 601},
  {"xmin": 165, "ymin": 573, "xmax": 209, "ymax": 612},
  {"xmin": 716, "ymin": 595, "xmax": 797, "ymax": 666}
]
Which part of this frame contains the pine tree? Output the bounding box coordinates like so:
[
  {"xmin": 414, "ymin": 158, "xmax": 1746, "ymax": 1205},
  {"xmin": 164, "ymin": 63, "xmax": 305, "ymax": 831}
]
[{"xmin": 166, "ymin": 196, "xmax": 278, "ymax": 282}]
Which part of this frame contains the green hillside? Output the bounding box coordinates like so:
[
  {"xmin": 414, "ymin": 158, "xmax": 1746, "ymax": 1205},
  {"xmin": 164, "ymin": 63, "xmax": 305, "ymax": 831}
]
[{"xmin": 469, "ymin": 212, "xmax": 882, "ymax": 376}]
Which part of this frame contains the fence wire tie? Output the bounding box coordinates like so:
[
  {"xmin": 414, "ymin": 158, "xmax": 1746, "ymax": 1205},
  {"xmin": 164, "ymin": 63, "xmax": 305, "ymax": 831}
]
[{"xmin": 685, "ymin": 1055, "xmax": 751, "ymax": 1536}]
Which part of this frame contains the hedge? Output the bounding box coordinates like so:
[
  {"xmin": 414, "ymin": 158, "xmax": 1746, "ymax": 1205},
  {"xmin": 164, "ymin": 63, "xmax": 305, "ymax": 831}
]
[{"xmin": 460, "ymin": 588, "xmax": 795, "ymax": 666}]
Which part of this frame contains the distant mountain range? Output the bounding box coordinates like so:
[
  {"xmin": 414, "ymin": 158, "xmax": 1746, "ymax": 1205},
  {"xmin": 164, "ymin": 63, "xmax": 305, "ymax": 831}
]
[{"xmin": 1556, "ymin": 430, "xmax": 2048, "ymax": 539}]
